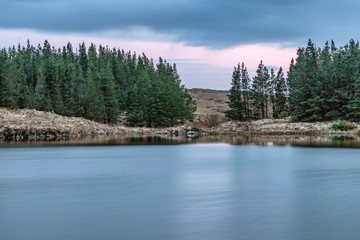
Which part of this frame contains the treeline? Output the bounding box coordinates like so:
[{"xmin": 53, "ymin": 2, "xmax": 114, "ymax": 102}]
[
  {"xmin": 0, "ymin": 40, "xmax": 196, "ymax": 127},
  {"xmin": 227, "ymin": 39, "xmax": 360, "ymax": 122},
  {"xmin": 225, "ymin": 61, "xmax": 288, "ymax": 120},
  {"xmin": 288, "ymin": 39, "xmax": 360, "ymax": 121}
]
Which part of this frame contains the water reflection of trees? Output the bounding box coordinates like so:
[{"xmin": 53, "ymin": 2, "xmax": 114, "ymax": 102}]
[
  {"xmin": 221, "ymin": 135, "xmax": 360, "ymax": 148},
  {"xmin": 2, "ymin": 134, "xmax": 360, "ymax": 148}
]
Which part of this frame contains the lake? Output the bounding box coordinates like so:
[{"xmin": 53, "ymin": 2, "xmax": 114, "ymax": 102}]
[{"xmin": 1, "ymin": 138, "xmax": 360, "ymax": 240}]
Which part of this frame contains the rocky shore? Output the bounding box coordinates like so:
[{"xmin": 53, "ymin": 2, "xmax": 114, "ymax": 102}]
[
  {"xmin": 0, "ymin": 108, "xmax": 156, "ymax": 140},
  {"xmin": 1, "ymin": 107, "xmax": 359, "ymax": 141},
  {"xmin": 212, "ymin": 119, "xmax": 360, "ymax": 136}
]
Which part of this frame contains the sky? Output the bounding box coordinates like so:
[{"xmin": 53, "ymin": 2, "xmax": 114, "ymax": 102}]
[{"xmin": 2, "ymin": 0, "xmax": 360, "ymax": 90}]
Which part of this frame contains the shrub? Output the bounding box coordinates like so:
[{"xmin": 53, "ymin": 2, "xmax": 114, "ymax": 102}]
[
  {"xmin": 200, "ymin": 114, "xmax": 227, "ymax": 127},
  {"xmin": 279, "ymin": 111, "xmax": 289, "ymax": 119},
  {"xmin": 331, "ymin": 121, "xmax": 357, "ymax": 131},
  {"xmin": 325, "ymin": 110, "xmax": 340, "ymax": 119}
]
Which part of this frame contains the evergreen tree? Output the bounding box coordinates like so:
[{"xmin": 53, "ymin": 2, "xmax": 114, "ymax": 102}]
[
  {"xmin": 98, "ymin": 63, "xmax": 118, "ymax": 123},
  {"xmin": 84, "ymin": 69, "xmax": 105, "ymax": 122},
  {"xmin": 147, "ymin": 81, "xmax": 168, "ymax": 127},
  {"xmin": 319, "ymin": 41, "xmax": 339, "ymax": 119},
  {"xmin": 42, "ymin": 40, "xmax": 63, "ymax": 112},
  {"xmin": 0, "ymin": 40, "xmax": 195, "ymax": 127},
  {"xmin": 73, "ymin": 68, "xmax": 87, "ymax": 117},
  {"xmin": 16, "ymin": 58, "xmax": 32, "ymax": 109},
  {"xmin": 269, "ymin": 68, "xmax": 276, "ymax": 118},
  {"xmin": 126, "ymin": 84, "xmax": 145, "ymax": 127},
  {"xmin": 347, "ymin": 76, "xmax": 360, "ymax": 120},
  {"xmin": 0, "ymin": 49, "xmax": 7, "ymax": 107},
  {"xmin": 34, "ymin": 63, "xmax": 52, "ymax": 111},
  {"xmin": 79, "ymin": 42, "xmax": 88, "ymax": 74},
  {"xmin": 61, "ymin": 62, "xmax": 77, "ymax": 116},
  {"xmin": 23, "ymin": 40, "xmax": 37, "ymax": 104},
  {"xmin": 252, "ymin": 61, "xmax": 269, "ymax": 119},
  {"xmin": 225, "ymin": 63, "xmax": 245, "ymax": 120},
  {"xmin": 273, "ymin": 67, "xmax": 288, "ymax": 118},
  {"xmin": 288, "ymin": 47, "xmax": 310, "ymax": 121},
  {"xmin": 239, "ymin": 62, "xmax": 251, "ymax": 119},
  {"xmin": 3, "ymin": 60, "xmax": 21, "ymax": 108}
]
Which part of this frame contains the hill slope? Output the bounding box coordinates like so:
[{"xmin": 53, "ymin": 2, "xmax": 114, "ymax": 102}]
[{"xmin": 188, "ymin": 88, "xmax": 229, "ymax": 126}]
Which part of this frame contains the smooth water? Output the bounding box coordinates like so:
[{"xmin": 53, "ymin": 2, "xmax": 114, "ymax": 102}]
[{"xmin": 1, "ymin": 144, "xmax": 360, "ymax": 240}]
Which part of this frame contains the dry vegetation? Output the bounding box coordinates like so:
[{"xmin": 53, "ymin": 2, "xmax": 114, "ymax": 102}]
[
  {"xmin": 1, "ymin": 88, "xmax": 359, "ymax": 140},
  {"xmin": 0, "ymin": 108, "xmax": 155, "ymax": 138},
  {"xmin": 213, "ymin": 119, "xmax": 359, "ymax": 136},
  {"xmin": 188, "ymin": 88, "xmax": 229, "ymax": 127}
]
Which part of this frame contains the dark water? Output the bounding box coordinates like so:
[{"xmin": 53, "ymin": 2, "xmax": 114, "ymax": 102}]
[{"xmin": 1, "ymin": 143, "xmax": 360, "ymax": 240}]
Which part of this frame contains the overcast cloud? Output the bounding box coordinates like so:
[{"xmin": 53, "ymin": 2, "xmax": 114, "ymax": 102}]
[
  {"xmin": 1, "ymin": 0, "xmax": 359, "ymax": 89},
  {"xmin": 2, "ymin": 0, "xmax": 360, "ymax": 49}
]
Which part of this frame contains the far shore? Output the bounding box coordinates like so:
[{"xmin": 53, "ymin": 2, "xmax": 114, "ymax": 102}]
[{"xmin": 1, "ymin": 107, "xmax": 359, "ymax": 141}]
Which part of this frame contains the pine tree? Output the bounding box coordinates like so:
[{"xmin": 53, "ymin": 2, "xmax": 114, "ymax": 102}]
[
  {"xmin": 287, "ymin": 39, "xmax": 360, "ymax": 121},
  {"xmin": 0, "ymin": 49, "xmax": 7, "ymax": 107},
  {"xmin": 34, "ymin": 62, "xmax": 52, "ymax": 111},
  {"xmin": 23, "ymin": 40, "xmax": 37, "ymax": 105},
  {"xmin": 303, "ymin": 39, "xmax": 323, "ymax": 121},
  {"xmin": 347, "ymin": 77, "xmax": 360, "ymax": 120},
  {"xmin": 87, "ymin": 43, "xmax": 98, "ymax": 74},
  {"xmin": 98, "ymin": 63, "xmax": 118, "ymax": 123},
  {"xmin": 240, "ymin": 62, "xmax": 251, "ymax": 119},
  {"xmin": 16, "ymin": 59, "xmax": 32, "ymax": 109},
  {"xmin": 61, "ymin": 61, "xmax": 77, "ymax": 116},
  {"xmin": 42, "ymin": 40, "xmax": 63, "ymax": 113},
  {"xmin": 84, "ymin": 69, "xmax": 105, "ymax": 122},
  {"xmin": 3, "ymin": 60, "xmax": 21, "ymax": 108},
  {"xmin": 269, "ymin": 68, "xmax": 276, "ymax": 118},
  {"xmin": 273, "ymin": 67, "xmax": 288, "ymax": 118},
  {"xmin": 252, "ymin": 61, "xmax": 269, "ymax": 119},
  {"xmin": 0, "ymin": 40, "xmax": 195, "ymax": 127},
  {"xmin": 225, "ymin": 63, "xmax": 245, "ymax": 120},
  {"xmin": 79, "ymin": 42, "xmax": 88, "ymax": 74},
  {"xmin": 73, "ymin": 68, "xmax": 87, "ymax": 117},
  {"xmin": 147, "ymin": 81, "xmax": 167, "ymax": 127},
  {"xmin": 126, "ymin": 84, "xmax": 145, "ymax": 127},
  {"xmin": 288, "ymin": 47, "xmax": 310, "ymax": 121},
  {"xmin": 317, "ymin": 41, "xmax": 337, "ymax": 119}
]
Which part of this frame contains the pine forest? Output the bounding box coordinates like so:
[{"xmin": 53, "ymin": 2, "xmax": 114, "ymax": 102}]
[
  {"xmin": 0, "ymin": 40, "xmax": 196, "ymax": 127},
  {"xmin": 2, "ymin": 39, "xmax": 360, "ymax": 127},
  {"xmin": 226, "ymin": 39, "xmax": 360, "ymax": 122}
]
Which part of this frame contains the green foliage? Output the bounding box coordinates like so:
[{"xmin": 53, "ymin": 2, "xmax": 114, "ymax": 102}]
[
  {"xmin": 273, "ymin": 67, "xmax": 288, "ymax": 118},
  {"xmin": 226, "ymin": 61, "xmax": 288, "ymax": 121},
  {"xmin": 331, "ymin": 121, "xmax": 357, "ymax": 131},
  {"xmin": 288, "ymin": 39, "xmax": 360, "ymax": 122},
  {"xmin": 324, "ymin": 110, "xmax": 340, "ymax": 119},
  {"xmin": 225, "ymin": 63, "xmax": 244, "ymax": 120},
  {"xmin": 346, "ymin": 77, "xmax": 360, "ymax": 120},
  {"xmin": 0, "ymin": 40, "xmax": 195, "ymax": 127},
  {"xmin": 279, "ymin": 111, "xmax": 289, "ymax": 119},
  {"xmin": 251, "ymin": 60, "xmax": 270, "ymax": 119},
  {"xmin": 226, "ymin": 62, "xmax": 251, "ymax": 121}
]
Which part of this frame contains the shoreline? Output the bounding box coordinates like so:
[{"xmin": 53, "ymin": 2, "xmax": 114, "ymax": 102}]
[{"xmin": 1, "ymin": 107, "xmax": 359, "ymax": 141}]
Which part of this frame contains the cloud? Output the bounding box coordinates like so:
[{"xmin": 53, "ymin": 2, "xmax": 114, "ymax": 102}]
[{"xmin": 2, "ymin": 0, "xmax": 360, "ymax": 49}]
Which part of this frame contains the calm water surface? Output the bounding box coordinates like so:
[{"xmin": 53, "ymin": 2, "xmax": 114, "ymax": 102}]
[{"xmin": 1, "ymin": 143, "xmax": 360, "ymax": 240}]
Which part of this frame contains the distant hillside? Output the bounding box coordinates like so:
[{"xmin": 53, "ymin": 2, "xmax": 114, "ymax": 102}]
[{"xmin": 188, "ymin": 88, "xmax": 229, "ymax": 127}]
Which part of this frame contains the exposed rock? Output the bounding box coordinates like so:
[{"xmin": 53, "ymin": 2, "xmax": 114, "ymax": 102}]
[
  {"xmin": 1, "ymin": 88, "xmax": 360, "ymax": 141},
  {"xmin": 0, "ymin": 108, "xmax": 156, "ymax": 139},
  {"xmin": 212, "ymin": 118, "xmax": 360, "ymax": 136}
]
